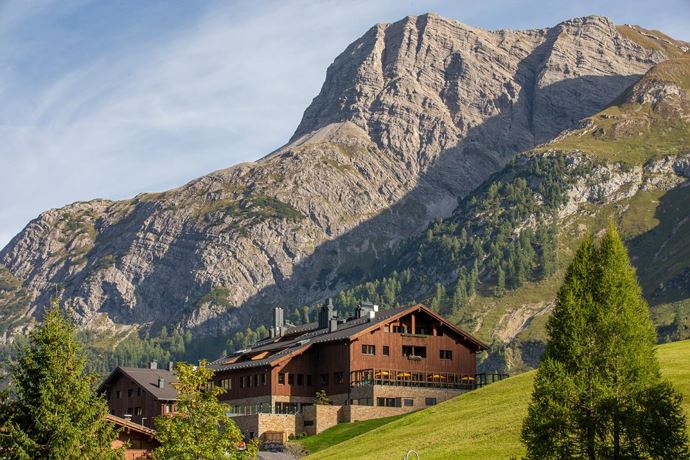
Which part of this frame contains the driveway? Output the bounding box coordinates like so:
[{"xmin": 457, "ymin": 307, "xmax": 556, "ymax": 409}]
[{"xmin": 258, "ymin": 451, "xmax": 298, "ymax": 460}]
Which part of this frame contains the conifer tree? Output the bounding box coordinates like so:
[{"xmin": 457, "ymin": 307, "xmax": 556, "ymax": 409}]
[
  {"xmin": 522, "ymin": 225, "xmax": 689, "ymax": 459},
  {"xmin": 0, "ymin": 300, "xmax": 122, "ymax": 459},
  {"xmin": 495, "ymin": 265, "xmax": 506, "ymax": 297}
]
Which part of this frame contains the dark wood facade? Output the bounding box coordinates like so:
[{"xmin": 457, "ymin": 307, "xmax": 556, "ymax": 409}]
[
  {"xmin": 213, "ymin": 304, "xmax": 486, "ymax": 407},
  {"xmin": 99, "ymin": 366, "xmax": 177, "ymax": 428}
]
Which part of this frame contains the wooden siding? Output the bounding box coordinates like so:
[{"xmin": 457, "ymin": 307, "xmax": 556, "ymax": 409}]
[
  {"xmin": 214, "ymin": 310, "xmax": 478, "ymax": 405},
  {"xmin": 104, "ymin": 373, "xmax": 174, "ymax": 427}
]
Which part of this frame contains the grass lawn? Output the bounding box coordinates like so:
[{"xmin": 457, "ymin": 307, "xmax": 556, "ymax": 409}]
[
  {"xmin": 295, "ymin": 414, "xmax": 404, "ymax": 454},
  {"xmin": 306, "ymin": 340, "xmax": 690, "ymax": 459}
]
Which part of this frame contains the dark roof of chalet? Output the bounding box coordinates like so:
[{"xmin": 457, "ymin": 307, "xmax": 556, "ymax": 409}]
[
  {"xmin": 98, "ymin": 366, "xmax": 178, "ymax": 401},
  {"xmin": 210, "ymin": 304, "xmax": 488, "ymax": 372}
]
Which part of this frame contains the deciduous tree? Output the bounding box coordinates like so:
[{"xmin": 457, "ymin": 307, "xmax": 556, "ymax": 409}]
[{"xmin": 153, "ymin": 361, "xmax": 256, "ymax": 460}]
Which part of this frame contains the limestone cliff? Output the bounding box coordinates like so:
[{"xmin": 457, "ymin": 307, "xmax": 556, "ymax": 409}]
[{"xmin": 0, "ymin": 14, "xmax": 685, "ymax": 342}]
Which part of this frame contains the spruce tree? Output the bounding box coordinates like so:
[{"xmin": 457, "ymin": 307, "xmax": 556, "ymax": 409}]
[
  {"xmin": 522, "ymin": 225, "xmax": 689, "ymax": 459},
  {"xmin": 0, "ymin": 300, "xmax": 122, "ymax": 459}
]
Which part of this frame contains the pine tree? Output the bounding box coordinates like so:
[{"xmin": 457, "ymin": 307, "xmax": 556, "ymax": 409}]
[
  {"xmin": 495, "ymin": 265, "xmax": 506, "ymax": 297},
  {"xmin": 430, "ymin": 283, "xmax": 446, "ymax": 312},
  {"xmin": 522, "ymin": 225, "xmax": 689, "ymax": 459},
  {"xmin": 0, "ymin": 300, "xmax": 122, "ymax": 459},
  {"xmin": 153, "ymin": 361, "xmax": 257, "ymax": 459}
]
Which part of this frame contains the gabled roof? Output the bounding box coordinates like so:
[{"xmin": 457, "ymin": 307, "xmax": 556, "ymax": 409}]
[
  {"xmin": 98, "ymin": 366, "xmax": 178, "ymax": 401},
  {"xmin": 209, "ymin": 304, "xmax": 488, "ymax": 372}
]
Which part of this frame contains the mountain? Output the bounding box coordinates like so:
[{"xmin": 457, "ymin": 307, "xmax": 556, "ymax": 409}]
[
  {"xmin": 0, "ymin": 15, "xmax": 687, "ymax": 356},
  {"xmin": 334, "ymin": 51, "xmax": 690, "ymax": 371}
]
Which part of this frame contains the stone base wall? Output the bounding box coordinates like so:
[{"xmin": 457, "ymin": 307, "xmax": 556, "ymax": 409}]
[
  {"xmin": 302, "ymin": 404, "xmax": 341, "ymax": 435},
  {"xmin": 344, "ymin": 404, "xmax": 408, "ymax": 422},
  {"xmin": 232, "ymin": 413, "xmax": 304, "ymax": 440},
  {"xmin": 228, "ymin": 384, "xmax": 468, "ymax": 440},
  {"xmin": 372, "ymin": 384, "xmax": 465, "ymax": 411}
]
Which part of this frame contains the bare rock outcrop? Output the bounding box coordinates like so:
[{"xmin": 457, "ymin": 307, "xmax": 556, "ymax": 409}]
[{"xmin": 0, "ymin": 14, "xmax": 683, "ymax": 339}]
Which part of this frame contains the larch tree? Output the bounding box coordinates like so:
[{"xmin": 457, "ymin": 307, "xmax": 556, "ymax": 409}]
[
  {"xmin": 0, "ymin": 299, "xmax": 122, "ymax": 460},
  {"xmin": 522, "ymin": 225, "xmax": 689, "ymax": 459},
  {"xmin": 152, "ymin": 360, "xmax": 257, "ymax": 460}
]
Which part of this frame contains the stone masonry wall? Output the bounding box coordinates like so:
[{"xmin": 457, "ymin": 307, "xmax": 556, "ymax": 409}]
[{"xmin": 303, "ymin": 404, "xmax": 341, "ymax": 436}]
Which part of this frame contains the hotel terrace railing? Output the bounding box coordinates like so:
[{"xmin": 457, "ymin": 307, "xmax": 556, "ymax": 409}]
[{"xmin": 350, "ymin": 369, "xmax": 508, "ymax": 391}]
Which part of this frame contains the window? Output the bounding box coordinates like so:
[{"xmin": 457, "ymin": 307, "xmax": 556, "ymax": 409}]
[
  {"xmin": 126, "ymin": 407, "xmax": 133, "ymax": 415},
  {"xmin": 377, "ymin": 397, "xmax": 398, "ymax": 407},
  {"xmin": 219, "ymin": 378, "xmax": 232, "ymax": 390},
  {"xmin": 262, "ymin": 373, "xmax": 267, "ymax": 386},
  {"xmin": 361, "ymin": 344, "xmax": 375, "ymax": 355},
  {"xmin": 393, "ymin": 325, "xmax": 406, "ymax": 333},
  {"xmin": 402, "ymin": 345, "xmax": 427, "ymax": 358},
  {"xmin": 304, "ymin": 420, "xmax": 314, "ymax": 427},
  {"xmin": 116, "ymin": 390, "xmax": 121, "ymax": 399},
  {"xmin": 320, "ymin": 374, "xmax": 329, "ymax": 386},
  {"xmin": 288, "ymin": 373, "xmax": 295, "ymax": 385},
  {"xmin": 164, "ymin": 403, "xmax": 173, "ymax": 414},
  {"xmin": 384, "ymin": 325, "xmax": 390, "ymax": 332},
  {"xmin": 135, "ymin": 407, "xmax": 143, "ymax": 415},
  {"xmin": 253, "ymin": 374, "xmax": 258, "ymax": 387},
  {"xmin": 297, "ymin": 374, "xmax": 304, "ymax": 386},
  {"xmin": 240, "ymin": 376, "xmax": 245, "ymax": 388},
  {"xmin": 403, "ymin": 399, "xmax": 414, "ymax": 407},
  {"xmin": 278, "ymin": 373, "xmax": 285, "ymax": 384},
  {"xmin": 352, "ymin": 398, "xmax": 373, "ymax": 406},
  {"xmin": 334, "ymin": 372, "xmax": 344, "ymax": 384},
  {"xmin": 127, "ymin": 389, "xmax": 133, "ymax": 398},
  {"xmin": 306, "ymin": 375, "xmax": 312, "ymax": 386},
  {"xmin": 383, "ymin": 346, "xmax": 390, "ymax": 356},
  {"xmin": 425, "ymin": 398, "xmax": 437, "ymax": 406},
  {"xmin": 137, "ymin": 387, "xmax": 141, "ymax": 396},
  {"xmin": 275, "ymin": 402, "xmax": 299, "ymax": 414},
  {"xmin": 440, "ymin": 350, "xmax": 453, "ymax": 360}
]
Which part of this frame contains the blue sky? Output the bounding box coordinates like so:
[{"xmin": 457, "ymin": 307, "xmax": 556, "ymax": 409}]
[{"xmin": 1, "ymin": 0, "xmax": 689, "ymax": 249}]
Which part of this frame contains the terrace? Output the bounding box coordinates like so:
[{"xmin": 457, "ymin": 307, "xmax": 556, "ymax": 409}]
[{"xmin": 350, "ymin": 368, "xmax": 508, "ymax": 391}]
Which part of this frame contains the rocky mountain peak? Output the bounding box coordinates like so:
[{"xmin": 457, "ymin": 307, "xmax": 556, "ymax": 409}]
[
  {"xmin": 292, "ymin": 14, "xmax": 673, "ymax": 175},
  {"xmin": 1, "ymin": 14, "xmax": 686, "ymax": 344}
]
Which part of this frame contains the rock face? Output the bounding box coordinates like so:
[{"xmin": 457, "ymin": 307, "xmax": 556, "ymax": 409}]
[{"xmin": 0, "ymin": 14, "xmax": 684, "ymax": 339}]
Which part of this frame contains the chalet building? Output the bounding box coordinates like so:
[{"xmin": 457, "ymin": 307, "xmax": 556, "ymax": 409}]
[
  {"xmin": 107, "ymin": 414, "xmax": 159, "ymax": 460},
  {"xmin": 209, "ymin": 302, "xmax": 493, "ymax": 440},
  {"xmin": 99, "ymin": 362, "xmax": 178, "ymax": 428}
]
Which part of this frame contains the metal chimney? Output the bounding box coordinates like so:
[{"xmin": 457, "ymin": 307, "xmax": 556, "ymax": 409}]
[
  {"xmin": 167, "ymin": 361, "xmax": 174, "ymax": 372},
  {"xmin": 158, "ymin": 378, "xmax": 165, "ymax": 389},
  {"xmin": 319, "ymin": 298, "xmax": 335, "ymax": 329},
  {"xmin": 273, "ymin": 307, "xmax": 285, "ymax": 337},
  {"xmin": 149, "ymin": 361, "xmax": 157, "ymax": 370}
]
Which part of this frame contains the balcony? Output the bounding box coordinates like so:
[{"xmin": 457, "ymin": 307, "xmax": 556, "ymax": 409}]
[{"xmin": 350, "ymin": 368, "xmax": 508, "ymax": 391}]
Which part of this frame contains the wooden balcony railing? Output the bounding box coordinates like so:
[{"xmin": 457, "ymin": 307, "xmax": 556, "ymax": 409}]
[{"xmin": 349, "ymin": 369, "xmax": 508, "ymax": 390}]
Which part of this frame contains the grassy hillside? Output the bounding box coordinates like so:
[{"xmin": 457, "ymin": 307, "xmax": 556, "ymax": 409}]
[
  {"xmin": 296, "ymin": 415, "xmax": 404, "ymax": 454},
  {"xmin": 305, "ymin": 340, "xmax": 690, "ymax": 460}
]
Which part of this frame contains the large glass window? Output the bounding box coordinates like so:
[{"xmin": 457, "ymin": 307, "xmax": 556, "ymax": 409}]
[{"xmin": 402, "ymin": 345, "xmax": 427, "ymax": 358}]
